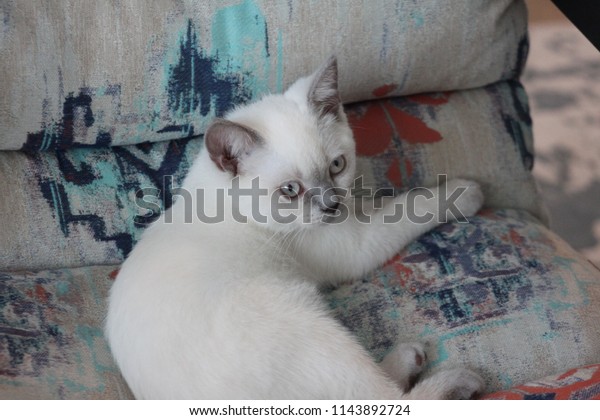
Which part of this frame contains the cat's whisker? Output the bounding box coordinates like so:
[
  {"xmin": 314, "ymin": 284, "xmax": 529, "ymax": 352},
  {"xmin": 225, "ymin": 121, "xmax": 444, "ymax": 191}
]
[{"xmin": 280, "ymin": 229, "xmax": 302, "ymax": 260}]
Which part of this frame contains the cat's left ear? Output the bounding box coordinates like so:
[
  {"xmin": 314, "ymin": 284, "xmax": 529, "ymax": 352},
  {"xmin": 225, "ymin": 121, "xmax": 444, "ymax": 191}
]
[{"xmin": 308, "ymin": 56, "xmax": 341, "ymax": 119}]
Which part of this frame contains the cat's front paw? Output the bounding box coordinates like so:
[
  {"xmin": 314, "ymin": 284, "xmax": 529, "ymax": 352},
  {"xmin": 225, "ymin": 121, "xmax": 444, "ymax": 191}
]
[{"xmin": 442, "ymin": 179, "xmax": 483, "ymax": 221}]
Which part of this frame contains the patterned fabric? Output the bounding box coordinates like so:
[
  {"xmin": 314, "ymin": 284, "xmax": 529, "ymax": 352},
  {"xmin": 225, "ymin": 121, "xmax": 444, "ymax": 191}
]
[
  {"xmin": 0, "ymin": 0, "xmax": 528, "ymax": 150},
  {"xmin": 2, "ymin": 0, "xmax": 598, "ymax": 401},
  {"xmin": 484, "ymin": 364, "xmax": 600, "ymax": 400},
  {"xmin": 327, "ymin": 209, "xmax": 600, "ymax": 393},
  {"xmin": 2, "ymin": 210, "xmax": 600, "ymax": 398},
  {"xmin": 0, "ymin": 140, "xmax": 202, "ymax": 271},
  {"xmin": 0, "ymin": 82, "xmax": 542, "ymax": 271},
  {"xmin": 0, "ymin": 266, "xmax": 132, "ymax": 399}
]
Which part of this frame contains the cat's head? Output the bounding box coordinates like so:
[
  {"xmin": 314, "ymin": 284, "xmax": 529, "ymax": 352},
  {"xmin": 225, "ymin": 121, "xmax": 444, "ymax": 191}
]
[{"xmin": 204, "ymin": 56, "xmax": 356, "ymax": 232}]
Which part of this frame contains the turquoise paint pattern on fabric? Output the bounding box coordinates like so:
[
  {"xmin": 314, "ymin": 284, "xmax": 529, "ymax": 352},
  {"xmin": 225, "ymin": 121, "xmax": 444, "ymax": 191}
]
[
  {"xmin": 20, "ymin": 1, "xmax": 282, "ymax": 152},
  {"xmin": 211, "ymin": 0, "xmax": 275, "ymax": 96}
]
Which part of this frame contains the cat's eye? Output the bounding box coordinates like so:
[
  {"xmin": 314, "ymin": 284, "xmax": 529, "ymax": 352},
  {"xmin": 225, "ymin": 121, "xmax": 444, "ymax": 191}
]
[
  {"xmin": 329, "ymin": 155, "xmax": 346, "ymax": 176},
  {"xmin": 280, "ymin": 181, "xmax": 302, "ymax": 198}
]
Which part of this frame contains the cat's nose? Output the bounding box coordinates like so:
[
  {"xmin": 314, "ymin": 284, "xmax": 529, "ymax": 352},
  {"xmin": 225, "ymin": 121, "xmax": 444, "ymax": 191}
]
[
  {"xmin": 322, "ymin": 201, "xmax": 339, "ymax": 214},
  {"xmin": 321, "ymin": 188, "xmax": 341, "ymax": 213}
]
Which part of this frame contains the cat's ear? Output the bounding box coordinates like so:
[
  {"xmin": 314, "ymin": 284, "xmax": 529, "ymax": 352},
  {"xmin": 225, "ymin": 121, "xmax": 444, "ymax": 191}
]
[
  {"xmin": 204, "ymin": 119, "xmax": 260, "ymax": 176},
  {"xmin": 308, "ymin": 56, "xmax": 341, "ymax": 119}
]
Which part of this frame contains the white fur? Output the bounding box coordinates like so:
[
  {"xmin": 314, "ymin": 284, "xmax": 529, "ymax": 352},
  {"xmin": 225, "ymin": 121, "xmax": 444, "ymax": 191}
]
[{"xmin": 106, "ymin": 59, "xmax": 485, "ymax": 399}]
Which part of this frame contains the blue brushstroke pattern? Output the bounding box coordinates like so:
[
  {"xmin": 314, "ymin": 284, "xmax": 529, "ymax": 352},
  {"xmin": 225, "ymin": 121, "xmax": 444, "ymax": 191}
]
[{"xmin": 166, "ymin": 19, "xmax": 252, "ymax": 120}]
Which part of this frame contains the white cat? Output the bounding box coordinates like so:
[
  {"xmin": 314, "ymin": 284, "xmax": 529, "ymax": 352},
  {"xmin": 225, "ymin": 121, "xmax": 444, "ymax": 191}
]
[{"xmin": 106, "ymin": 57, "xmax": 485, "ymax": 399}]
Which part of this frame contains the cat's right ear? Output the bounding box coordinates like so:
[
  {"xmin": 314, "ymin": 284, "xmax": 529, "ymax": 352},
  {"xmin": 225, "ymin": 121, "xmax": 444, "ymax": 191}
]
[
  {"xmin": 308, "ymin": 56, "xmax": 341, "ymax": 119},
  {"xmin": 204, "ymin": 119, "xmax": 260, "ymax": 176}
]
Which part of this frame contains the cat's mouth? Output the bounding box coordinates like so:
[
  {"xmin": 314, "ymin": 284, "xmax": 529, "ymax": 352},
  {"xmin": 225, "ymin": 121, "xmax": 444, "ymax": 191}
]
[
  {"xmin": 319, "ymin": 213, "xmax": 338, "ymax": 225},
  {"xmin": 313, "ymin": 205, "xmax": 342, "ymax": 225}
]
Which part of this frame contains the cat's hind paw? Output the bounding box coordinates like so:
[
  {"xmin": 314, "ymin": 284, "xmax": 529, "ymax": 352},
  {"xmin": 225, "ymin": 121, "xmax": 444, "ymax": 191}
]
[
  {"xmin": 380, "ymin": 342, "xmax": 427, "ymax": 392},
  {"xmin": 408, "ymin": 368, "xmax": 485, "ymax": 400}
]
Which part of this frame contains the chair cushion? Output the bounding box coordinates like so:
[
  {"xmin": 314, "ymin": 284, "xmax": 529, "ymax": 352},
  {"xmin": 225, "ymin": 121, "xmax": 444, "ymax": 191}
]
[
  {"xmin": 327, "ymin": 209, "xmax": 600, "ymax": 393},
  {"xmin": 0, "ymin": 266, "xmax": 131, "ymax": 398},
  {"xmin": 0, "ymin": 0, "xmax": 527, "ymax": 150},
  {"xmin": 2, "ymin": 209, "xmax": 599, "ymax": 398},
  {"xmin": 484, "ymin": 364, "xmax": 600, "ymax": 400},
  {"xmin": 0, "ymin": 82, "xmax": 541, "ymax": 271}
]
